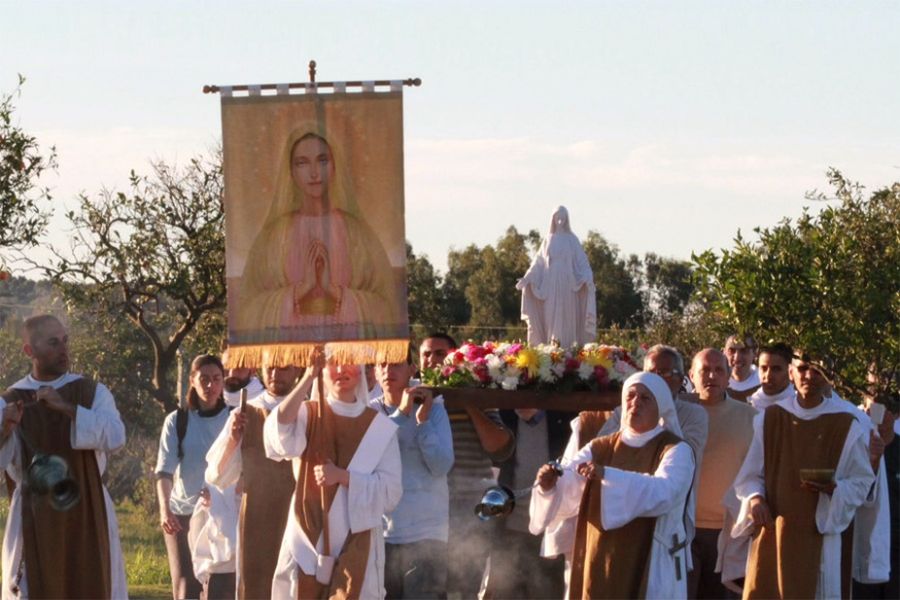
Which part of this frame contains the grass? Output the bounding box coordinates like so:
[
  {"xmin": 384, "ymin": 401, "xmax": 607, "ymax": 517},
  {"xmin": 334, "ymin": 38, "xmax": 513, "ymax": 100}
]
[{"xmin": 0, "ymin": 496, "xmax": 173, "ymax": 599}]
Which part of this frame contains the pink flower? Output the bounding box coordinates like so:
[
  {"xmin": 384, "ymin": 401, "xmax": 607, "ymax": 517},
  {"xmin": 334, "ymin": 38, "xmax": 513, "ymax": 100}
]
[
  {"xmin": 473, "ymin": 364, "xmax": 491, "ymax": 383},
  {"xmin": 441, "ymin": 365, "xmax": 457, "ymax": 378},
  {"xmin": 507, "ymin": 343, "xmax": 523, "ymax": 355},
  {"xmin": 465, "ymin": 344, "xmax": 487, "ymax": 361},
  {"xmin": 593, "ymin": 365, "xmax": 609, "ymax": 385}
]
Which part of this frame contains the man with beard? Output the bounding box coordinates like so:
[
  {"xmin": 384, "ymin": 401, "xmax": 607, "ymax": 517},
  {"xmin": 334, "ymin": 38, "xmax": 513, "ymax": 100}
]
[
  {"xmin": 222, "ymin": 366, "xmax": 264, "ymax": 408},
  {"xmin": 0, "ymin": 315, "xmax": 127, "ymax": 599}
]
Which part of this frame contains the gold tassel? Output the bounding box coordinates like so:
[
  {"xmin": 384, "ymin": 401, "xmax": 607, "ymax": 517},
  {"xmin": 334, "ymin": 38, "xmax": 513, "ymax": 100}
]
[{"xmin": 223, "ymin": 339, "xmax": 409, "ymax": 369}]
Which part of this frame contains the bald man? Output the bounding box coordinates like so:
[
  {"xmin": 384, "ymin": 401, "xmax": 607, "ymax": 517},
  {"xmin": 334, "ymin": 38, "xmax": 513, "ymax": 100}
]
[
  {"xmin": 0, "ymin": 315, "xmax": 127, "ymax": 599},
  {"xmin": 688, "ymin": 348, "xmax": 757, "ymax": 599}
]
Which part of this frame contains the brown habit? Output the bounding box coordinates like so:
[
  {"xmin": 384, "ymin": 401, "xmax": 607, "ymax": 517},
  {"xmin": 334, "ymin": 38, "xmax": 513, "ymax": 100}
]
[
  {"xmin": 2, "ymin": 379, "xmax": 112, "ymax": 600},
  {"xmin": 743, "ymin": 405, "xmax": 854, "ymax": 600},
  {"xmin": 294, "ymin": 400, "xmax": 377, "ymax": 600},
  {"xmin": 238, "ymin": 402, "xmax": 296, "ymax": 600},
  {"xmin": 577, "ymin": 410, "xmax": 611, "ymax": 449},
  {"xmin": 569, "ymin": 429, "xmax": 682, "ymax": 600}
]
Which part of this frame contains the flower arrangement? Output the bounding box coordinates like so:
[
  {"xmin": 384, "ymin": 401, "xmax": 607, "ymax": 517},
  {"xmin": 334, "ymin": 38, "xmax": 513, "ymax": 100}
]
[{"xmin": 421, "ymin": 341, "xmax": 642, "ymax": 392}]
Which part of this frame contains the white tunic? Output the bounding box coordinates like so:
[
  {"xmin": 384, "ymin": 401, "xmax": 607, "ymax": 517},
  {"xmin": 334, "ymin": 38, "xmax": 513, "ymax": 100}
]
[
  {"xmin": 747, "ymin": 384, "xmax": 795, "ymax": 411},
  {"xmin": 0, "ymin": 373, "xmax": 128, "ymax": 600},
  {"xmin": 731, "ymin": 394, "xmax": 876, "ymax": 598},
  {"xmin": 206, "ymin": 391, "xmax": 284, "ymax": 489},
  {"xmin": 729, "ymin": 367, "xmax": 761, "ymax": 392},
  {"xmin": 263, "ymin": 398, "xmax": 401, "ymax": 599},
  {"xmin": 530, "ymin": 425, "xmax": 694, "ymax": 599},
  {"xmin": 223, "ymin": 377, "xmax": 265, "ymax": 408},
  {"xmin": 205, "ymin": 391, "xmax": 286, "ymax": 594}
]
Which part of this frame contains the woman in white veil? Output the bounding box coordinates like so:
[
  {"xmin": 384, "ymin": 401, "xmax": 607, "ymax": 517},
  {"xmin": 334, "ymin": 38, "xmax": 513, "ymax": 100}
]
[{"xmin": 517, "ymin": 206, "xmax": 597, "ymax": 347}]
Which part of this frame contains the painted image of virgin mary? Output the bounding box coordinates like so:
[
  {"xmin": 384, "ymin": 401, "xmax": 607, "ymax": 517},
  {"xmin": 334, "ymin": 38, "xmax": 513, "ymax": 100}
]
[{"xmin": 234, "ymin": 127, "xmax": 400, "ymax": 341}]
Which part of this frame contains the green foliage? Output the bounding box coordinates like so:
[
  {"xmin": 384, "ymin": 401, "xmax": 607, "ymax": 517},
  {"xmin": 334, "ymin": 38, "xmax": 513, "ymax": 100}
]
[
  {"xmin": 406, "ymin": 243, "xmax": 449, "ymax": 332},
  {"xmin": 36, "ymin": 154, "xmax": 226, "ymax": 411},
  {"xmin": 692, "ymin": 170, "xmax": 900, "ymax": 398},
  {"xmin": 116, "ymin": 500, "xmax": 170, "ymax": 586},
  {"xmin": 0, "ymin": 76, "xmax": 54, "ymax": 254},
  {"xmin": 582, "ymin": 231, "xmax": 644, "ymax": 328}
]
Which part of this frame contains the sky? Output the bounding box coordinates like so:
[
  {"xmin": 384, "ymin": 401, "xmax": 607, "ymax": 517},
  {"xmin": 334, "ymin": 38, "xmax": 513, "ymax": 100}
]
[{"xmin": 3, "ymin": 1, "xmax": 899, "ymax": 273}]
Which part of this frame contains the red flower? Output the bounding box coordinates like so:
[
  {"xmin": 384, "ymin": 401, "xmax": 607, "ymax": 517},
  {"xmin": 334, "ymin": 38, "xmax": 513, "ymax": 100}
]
[{"xmin": 593, "ymin": 365, "xmax": 609, "ymax": 385}]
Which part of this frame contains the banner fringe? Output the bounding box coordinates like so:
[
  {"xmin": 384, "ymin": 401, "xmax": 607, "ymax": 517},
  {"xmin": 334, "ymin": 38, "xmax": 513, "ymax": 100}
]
[{"xmin": 224, "ymin": 339, "xmax": 409, "ymax": 369}]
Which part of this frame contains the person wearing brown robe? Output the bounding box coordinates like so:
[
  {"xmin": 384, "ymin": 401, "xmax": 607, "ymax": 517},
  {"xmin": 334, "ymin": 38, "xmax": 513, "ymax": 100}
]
[
  {"xmin": 264, "ymin": 356, "xmax": 401, "ymax": 599},
  {"xmin": 0, "ymin": 315, "xmax": 127, "ymax": 599},
  {"xmin": 531, "ymin": 371, "xmax": 695, "ymax": 599},
  {"xmin": 731, "ymin": 354, "xmax": 875, "ymax": 599},
  {"xmin": 206, "ymin": 364, "xmax": 303, "ymax": 599}
]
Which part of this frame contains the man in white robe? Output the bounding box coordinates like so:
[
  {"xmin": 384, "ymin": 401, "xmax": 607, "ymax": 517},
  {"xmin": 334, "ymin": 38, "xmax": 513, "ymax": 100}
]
[
  {"xmin": 724, "ymin": 334, "xmax": 761, "ymax": 401},
  {"xmin": 264, "ymin": 357, "xmax": 401, "ymax": 599},
  {"xmin": 0, "ymin": 315, "xmax": 127, "ymax": 599},
  {"xmin": 731, "ymin": 353, "xmax": 876, "ymax": 599},
  {"xmin": 207, "ymin": 364, "xmax": 303, "ymax": 599},
  {"xmin": 531, "ymin": 372, "xmax": 694, "ymax": 599},
  {"xmin": 222, "ymin": 366, "xmax": 264, "ymax": 408}
]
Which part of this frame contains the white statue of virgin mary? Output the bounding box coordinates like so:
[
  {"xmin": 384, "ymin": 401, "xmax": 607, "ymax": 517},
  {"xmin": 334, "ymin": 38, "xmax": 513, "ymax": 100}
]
[{"xmin": 516, "ymin": 206, "xmax": 597, "ymax": 347}]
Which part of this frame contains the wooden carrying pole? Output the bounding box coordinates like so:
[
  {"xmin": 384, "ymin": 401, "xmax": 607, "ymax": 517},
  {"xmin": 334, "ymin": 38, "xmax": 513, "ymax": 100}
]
[
  {"xmin": 434, "ymin": 388, "xmax": 621, "ymax": 412},
  {"xmin": 202, "ymin": 59, "xmax": 421, "ymax": 94},
  {"xmin": 316, "ymin": 375, "xmax": 330, "ymax": 558}
]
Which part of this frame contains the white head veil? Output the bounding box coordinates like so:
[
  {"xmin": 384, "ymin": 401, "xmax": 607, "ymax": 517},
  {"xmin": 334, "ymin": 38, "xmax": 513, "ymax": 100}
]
[
  {"xmin": 310, "ymin": 363, "xmax": 370, "ymax": 416},
  {"xmin": 620, "ymin": 371, "xmax": 683, "ymax": 438}
]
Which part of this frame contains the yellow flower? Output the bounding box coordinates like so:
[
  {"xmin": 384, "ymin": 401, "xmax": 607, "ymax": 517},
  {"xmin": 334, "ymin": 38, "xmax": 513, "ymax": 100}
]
[
  {"xmin": 581, "ymin": 349, "xmax": 612, "ymax": 370},
  {"xmin": 515, "ymin": 348, "xmax": 540, "ymax": 378}
]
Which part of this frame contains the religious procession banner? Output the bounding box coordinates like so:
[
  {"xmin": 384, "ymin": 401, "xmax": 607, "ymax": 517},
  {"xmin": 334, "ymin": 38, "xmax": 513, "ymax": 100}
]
[{"xmin": 221, "ymin": 88, "xmax": 409, "ymax": 368}]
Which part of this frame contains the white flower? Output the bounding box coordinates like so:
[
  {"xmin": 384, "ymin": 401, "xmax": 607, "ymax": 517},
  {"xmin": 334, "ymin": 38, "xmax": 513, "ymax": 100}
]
[
  {"xmin": 551, "ymin": 362, "xmax": 566, "ymax": 377},
  {"xmin": 538, "ymin": 363, "xmax": 554, "ymax": 383},
  {"xmin": 577, "ymin": 362, "xmax": 594, "ymax": 380},
  {"xmin": 501, "ymin": 376, "xmax": 519, "ymax": 391},
  {"xmin": 486, "ymin": 354, "xmax": 504, "ymax": 380}
]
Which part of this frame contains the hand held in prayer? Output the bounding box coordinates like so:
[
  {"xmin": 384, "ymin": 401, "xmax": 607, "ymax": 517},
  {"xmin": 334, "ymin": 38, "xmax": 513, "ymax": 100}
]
[
  {"xmin": 800, "ymin": 480, "xmax": 836, "ymax": 496},
  {"xmin": 198, "ymin": 487, "xmax": 211, "ymax": 508},
  {"xmin": 748, "ymin": 496, "xmax": 773, "ymax": 529},
  {"xmin": 314, "ymin": 459, "xmax": 349, "ymax": 488},
  {"xmin": 1, "ymin": 400, "xmax": 23, "ymax": 438},
  {"xmin": 160, "ymin": 509, "xmax": 182, "ymax": 535},
  {"xmin": 536, "ymin": 463, "xmax": 560, "ymax": 491},
  {"xmin": 229, "ymin": 412, "xmax": 247, "ymax": 446},
  {"xmin": 36, "ymin": 386, "xmax": 74, "ymax": 418}
]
